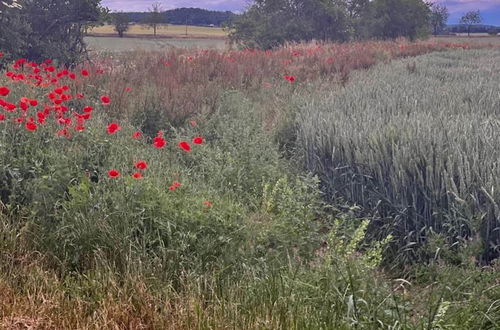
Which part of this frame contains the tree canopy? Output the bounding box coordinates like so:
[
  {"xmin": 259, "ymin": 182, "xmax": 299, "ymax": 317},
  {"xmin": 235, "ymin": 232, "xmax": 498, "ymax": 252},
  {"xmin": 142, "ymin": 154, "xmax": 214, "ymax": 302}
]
[
  {"xmin": 0, "ymin": 0, "xmax": 103, "ymax": 65},
  {"xmin": 229, "ymin": 0, "xmax": 434, "ymax": 48}
]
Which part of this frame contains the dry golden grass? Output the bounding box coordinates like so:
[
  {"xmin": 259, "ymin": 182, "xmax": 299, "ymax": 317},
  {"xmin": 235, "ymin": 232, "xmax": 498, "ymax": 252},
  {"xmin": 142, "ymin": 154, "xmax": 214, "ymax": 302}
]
[{"xmin": 89, "ymin": 24, "xmax": 228, "ymax": 38}]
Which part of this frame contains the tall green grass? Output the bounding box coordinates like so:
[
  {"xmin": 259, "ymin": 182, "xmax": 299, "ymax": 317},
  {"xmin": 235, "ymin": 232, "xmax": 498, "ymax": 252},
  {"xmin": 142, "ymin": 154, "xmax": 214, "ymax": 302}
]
[{"xmin": 297, "ymin": 49, "xmax": 500, "ymax": 265}]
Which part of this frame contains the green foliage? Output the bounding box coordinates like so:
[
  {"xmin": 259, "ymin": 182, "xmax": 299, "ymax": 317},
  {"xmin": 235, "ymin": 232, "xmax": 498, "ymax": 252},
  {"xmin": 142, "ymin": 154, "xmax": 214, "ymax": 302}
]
[
  {"xmin": 229, "ymin": 0, "xmax": 352, "ymax": 49},
  {"xmin": 230, "ymin": 0, "xmax": 433, "ymax": 48},
  {"xmin": 360, "ymin": 0, "xmax": 431, "ymax": 41},
  {"xmin": 111, "ymin": 12, "xmax": 130, "ymax": 38},
  {"xmin": 430, "ymin": 4, "xmax": 449, "ymax": 35},
  {"xmin": 0, "ymin": 0, "xmax": 102, "ymax": 65}
]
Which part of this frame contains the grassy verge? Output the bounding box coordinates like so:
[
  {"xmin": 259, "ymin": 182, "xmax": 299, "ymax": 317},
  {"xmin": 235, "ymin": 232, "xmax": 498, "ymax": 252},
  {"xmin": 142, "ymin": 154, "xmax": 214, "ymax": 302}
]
[{"xmin": 1, "ymin": 42, "xmax": 499, "ymax": 328}]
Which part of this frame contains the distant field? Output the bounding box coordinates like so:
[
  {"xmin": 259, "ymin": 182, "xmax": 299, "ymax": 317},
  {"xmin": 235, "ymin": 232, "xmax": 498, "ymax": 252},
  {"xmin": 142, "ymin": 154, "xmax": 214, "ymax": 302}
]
[
  {"xmin": 432, "ymin": 35, "xmax": 500, "ymax": 46},
  {"xmin": 84, "ymin": 36, "xmax": 228, "ymax": 52},
  {"xmin": 89, "ymin": 24, "xmax": 228, "ymax": 38}
]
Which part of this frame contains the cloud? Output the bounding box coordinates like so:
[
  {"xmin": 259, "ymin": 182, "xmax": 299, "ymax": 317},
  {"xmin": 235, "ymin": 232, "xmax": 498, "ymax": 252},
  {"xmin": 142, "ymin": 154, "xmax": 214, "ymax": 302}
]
[{"xmin": 432, "ymin": 0, "xmax": 500, "ymax": 14}]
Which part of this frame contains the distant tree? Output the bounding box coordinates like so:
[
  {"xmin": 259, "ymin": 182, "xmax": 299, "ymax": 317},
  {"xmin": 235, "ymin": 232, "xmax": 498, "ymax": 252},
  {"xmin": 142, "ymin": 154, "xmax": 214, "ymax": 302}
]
[
  {"xmin": 113, "ymin": 12, "xmax": 130, "ymax": 37},
  {"xmin": 84, "ymin": 6, "xmax": 110, "ymax": 35},
  {"xmin": 360, "ymin": 0, "xmax": 431, "ymax": 41},
  {"xmin": 145, "ymin": 2, "xmax": 165, "ymax": 37},
  {"xmin": 430, "ymin": 4, "xmax": 449, "ymax": 35},
  {"xmin": 460, "ymin": 10, "xmax": 482, "ymax": 36}
]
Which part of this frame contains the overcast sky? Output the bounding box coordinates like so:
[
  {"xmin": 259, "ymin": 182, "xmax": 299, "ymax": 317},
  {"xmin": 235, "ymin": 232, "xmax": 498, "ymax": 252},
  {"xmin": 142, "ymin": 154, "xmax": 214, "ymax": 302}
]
[{"xmin": 101, "ymin": 0, "xmax": 500, "ymax": 25}]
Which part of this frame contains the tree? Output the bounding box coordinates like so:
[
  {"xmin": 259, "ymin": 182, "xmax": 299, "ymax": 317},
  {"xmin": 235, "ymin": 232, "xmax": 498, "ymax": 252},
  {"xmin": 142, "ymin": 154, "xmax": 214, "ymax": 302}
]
[
  {"xmin": 460, "ymin": 10, "xmax": 482, "ymax": 37},
  {"xmin": 229, "ymin": 0, "xmax": 352, "ymax": 49},
  {"xmin": 113, "ymin": 12, "xmax": 130, "ymax": 37},
  {"xmin": 360, "ymin": 0, "xmax": 431, "ymax": 41},
  {"xmin": 0, "ymin": 0, "xmax": 31, "ymax": 63},
  {"xmin": 145, "ymin": 2, "xmax": 165, "ymax": 37},
  {"xmin": 430, "ymin": 4, "xmax": 449, "ymax": 35},
  {"xmin": 1, "ymin": 0, "xmax": 102, "ymax": 65}
]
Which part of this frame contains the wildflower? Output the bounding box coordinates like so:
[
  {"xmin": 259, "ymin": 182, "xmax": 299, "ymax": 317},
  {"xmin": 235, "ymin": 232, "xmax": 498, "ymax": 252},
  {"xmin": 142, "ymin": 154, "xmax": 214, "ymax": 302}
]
[
  {"xmin": 135, "ymin": 161, "xmax": 148, "ymax": 170},
  {"xmin": 0, "ymin": 114, "xmax": 5, "ymax": 121},
  {"xmin": 0, "ymin": 86, "xmax": 10, "ymax": 96},
  {"xmin": 190, "ymin": 120, "xmax": 197, "ymax": 127},
  {"xmin": 107, "ymin": 122, "xmax": 121, "ymax": 134},
  {"xmin": 192, "ymin": 136, "xmax": 203, "ymax": 145},
  {"xmin": 83, "ymin": 106, "xmax": 93, "ymax": 113},
  {"xmin": 101, "ymin": 96, "xmax": 110, "ymax": 105},
  {"xmin": 178, "ymin": 141, "xmax": 191, "ymax": 152},
  {"xmin": 69, "ymin": 73, "xmax": 76, "ymax": 80},
  {"xmin": 132, "ymin": 172, "xmax": 143, "ymax": 179},
  {"xmin": 203, "ymin": 201, "xmax": 213, "ymax": 208},
  {"xmin": 153, "ymin": 136, "xmax": 166, "ymax": 149},
  {"xmin": 56, "ymin": 128, "xmax": 69, "ymax": 137},
  {"xmin": 284, "ymin": 75, "xmax": 296, "ymax": 83},
  {"xmin": 29, "ymin": 99, "xmax": 38, "ymax": 107},
  {"xmin": 25, "ymin": 122, "xmax": 37, "ymax": 131},
  {"xmin": 169, "ymin": 181, "xmax": 181, "ymax": 191},
  {"xmin": 75, "ymin": 125, "xmax": 86, "ymax": 132},
  {"xmin": 81, "ymin": 69, "xmax": 89, "ymax": 77},
  {"xmin": 132, "ymin": 131, "xmax": 142, "ymax": 139},
  {"xmin": 108, "ymin": 169, "xmax": 120, "ymax": 178}
]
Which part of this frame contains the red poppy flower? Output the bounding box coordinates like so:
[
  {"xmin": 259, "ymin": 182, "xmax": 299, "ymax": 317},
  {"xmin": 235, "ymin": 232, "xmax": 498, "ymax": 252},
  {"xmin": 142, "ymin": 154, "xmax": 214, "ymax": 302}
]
[
  {"xmin": 135, "ymin": 161, "xmax": 148, "ymax": 170},
  {"xmin": 83, "ymin": 106, "xmax": 93, "ymax": 113},
  {"xmin": 172, "ymin": 181, "xmax": 181, "ymax": 188},
  {"xmin": 153, "ymin": 136, "xmax": 166, "ymax": 149},
  {"xmin": 19, "ymin": 102, "xmax": 29, "ymax": 111},
  {"xmin": 0, "ymin": 52, "xmax": 3, "ymax": 57},
  {"xmin": 54, "ymin": 88, "xmax": 63, "ymax": 95},
  {"xmin": 132, "ymin": 172, "xmax": 143, "ymax": 179},
  {"xmin": 190, "ymin": 120, "xmax": 197, "ymax": 127},
  {"xmin": 76, "ymin": 93, "xmax": 84, "ymax": 99},
  {"xmin": 56, "ymin": 128, "xmax": 69, "ymax": 137},
  {"xmin": 132, "ymin": 131, "xmax": 142, "ymax": 139},
  {"xmin": 25, "ymin": 122, "xmax": 37, "ymax": 131},
  {"xmin": 0, "ymin": 114, "xmax": 5, "ymax": 122},
  {"xmin": 284, "ymin": 75, "xmax": 296, "ymax": 83},
  {"xmin": 192, "ymin": 136, "xmax": 203, "ymax": 145},
  {"xmin": 81, "ymin": 69, "xmax": 89, "ymax": 77},
  {"xmin": 69, "ymin": 73, "xmax": 76, "ymax": 80},
  {"xmin": 0, "ymin": 86, "xmax": 10, "ymax": 96},
  {"xmin": 101, "ymin": 96, "xmax": 110, "ymax": 105},
  {"xmin": 108, "ymin": 169, "xmax": 120, "ymax": 178},
  {"xmin": 29, "ymin": 99, "xmax": 38, "ymax": 107},
  {"xmin": 178, "ymin": 141, "xmax": 191, "ymax": 152},
  {"xmin": 203, "ymin": 201, "xmax": 213, "ymax": 208},
  {"xmin": 107, "ymin": 122, "xmax": 121, "ymax": 134},
  {"xmin": 124, "ymin": 88, "xmax": 132, "ymax": 92},
  {"xmin": 169, "ymin": 185, "xmax": 176, "ymax": 191}
]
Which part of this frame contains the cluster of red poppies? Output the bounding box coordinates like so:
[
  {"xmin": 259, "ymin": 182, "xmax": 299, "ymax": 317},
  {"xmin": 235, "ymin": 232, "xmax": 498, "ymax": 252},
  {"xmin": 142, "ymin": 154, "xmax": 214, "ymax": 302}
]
[{"xmin": 1, "ymin": 54, "xmax": 211, "ymax": 207}]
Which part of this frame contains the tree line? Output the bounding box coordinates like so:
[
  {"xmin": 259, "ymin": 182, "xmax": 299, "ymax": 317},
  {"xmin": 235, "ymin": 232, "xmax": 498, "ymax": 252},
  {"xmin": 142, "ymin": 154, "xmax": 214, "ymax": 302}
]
[
  {"xmin": 228, "ymin": 0, "xmax": 489, "ymax": 48},
  {"xmin": 125, "ymin": 8, "xmax": 236, "ymax": 26}
]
